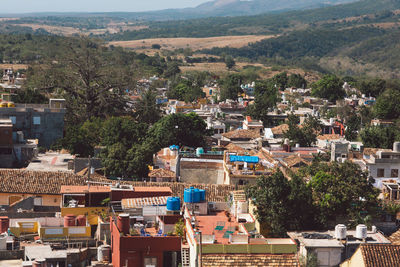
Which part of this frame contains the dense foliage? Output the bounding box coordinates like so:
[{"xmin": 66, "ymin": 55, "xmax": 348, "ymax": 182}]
[
  {"xmin": 247, "ymin": 161, "xmax": 380, "ymax": 236},
  {"xmin": 283, "ymin": 114, "xmax": 322, "ymax": 147}
]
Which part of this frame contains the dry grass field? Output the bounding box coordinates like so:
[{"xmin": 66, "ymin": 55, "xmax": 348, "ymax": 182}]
[
  {"xmin": 109, "ymin": 35, "xmax": 276, "ymax": 51},
  {"xmin": 0, "ymin": 64, "xmax": 29, "ymax": 70},
  {"xmin": 180, "ymin": 62, "xmax": 320, "ymax": 82},
  {"xmin": 10, "ymin": 23, "xmax": 148, "ymax": 36}
]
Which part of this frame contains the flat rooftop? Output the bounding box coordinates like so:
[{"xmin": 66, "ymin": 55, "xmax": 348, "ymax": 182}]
[
  {"xmin": 195, "ymin": 211, "xmax": 241, "ymax": 245},
  {"xmin": 26, "ymin": 152, "xmax": 73, "ymax": 172}
]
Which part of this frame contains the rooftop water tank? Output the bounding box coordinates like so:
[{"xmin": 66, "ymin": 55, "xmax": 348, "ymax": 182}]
[
  {"xmin": 64, "ymin": 214, "xmax": 76, "ymax": 227},
  {"xmin": 335, "ymin": 224, "xmax": 347, "ymax": 240},
  {"xmin": 199, "ymin": 189, "xmax": 206, "ymax": 202},
  {"xmin": 98, "ymin": 245, "xmax": 111, "ymax": 262},
  {"xmin": 167, "ymin": 197, "xmax": 181, "ymax": 211},
  {"xmin": 184, "ymin": 187, "xmax": 195, "ymax": 203},
  {"xmin": 196, "ymin": 147, "xmax": 204, "ymax": 157},
  {"xmin": 193, "ymin": 188, "xmax": 201, "ymax": 203},
  {"xmin": 76, "ymin": 215, "xmax": 86, "ymax": 226},
  {"xmin": 356, "ymin": 224, "xmax": 368, "ymax": 240},
  {"xmin": 393, "ymin": 142, "xmax": 400, "ymax": 153}
]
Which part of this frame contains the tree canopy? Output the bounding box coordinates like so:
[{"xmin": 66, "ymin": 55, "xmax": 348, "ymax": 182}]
[
  {"xmin": 246, "ymin": 80, "xmax": 279, "ymax": 126},
  {"xmin": 360, "ymin": 125, "xmax": 400, "ymax": 149},
  {"xmin": 374, "ymin": 88, "xmax": 400, "ymax": 120},
  {"xmin": 311, "ymin": 74, "xmax": 345, "ymax": 102},
  {"xmin": 283, "ymin": 114, "xmax": 322, "ymax": 147}
]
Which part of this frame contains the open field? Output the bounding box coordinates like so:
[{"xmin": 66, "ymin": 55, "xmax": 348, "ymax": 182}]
[
  {"xmin": 180, "ymin": 62, "xmax": 320, "ymax": 82},
  {"xmin": 109, "ymin": 35, "xmax": 276, "ymax": 51},
  {"xmin": 0, "ymin": 64, "xmax": 29, "ymax": 70},
  {"xmin": 9, "ymin": 23, "xmax": 148, "ymax": 36}
]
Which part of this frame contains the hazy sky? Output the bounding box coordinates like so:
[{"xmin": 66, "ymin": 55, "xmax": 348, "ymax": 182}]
[{"xmin": 0, "ymin": 0, "xmax": 211, "ymax": 13}]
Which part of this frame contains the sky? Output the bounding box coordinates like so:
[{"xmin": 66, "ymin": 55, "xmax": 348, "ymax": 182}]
[{"xmin": 0, "ymin": 0, "xmax": 211, "ymax": 13}]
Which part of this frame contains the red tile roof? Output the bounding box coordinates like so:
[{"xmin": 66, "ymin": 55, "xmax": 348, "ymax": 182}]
[
  {"xmin": 222, "ymin": 129, "xmax": 260, "ymax": 140},
  {"xmin": 317, "ymin": 134, "xmax": 341, "ymax": 140},
  {"xmin": 389, "ymin": 229, "xmax": 400, "ymax": 245},
  {"xmin": 360, "ymin": 244, "xmax": 400, "ymax": 267},
  {"xmin": 149, "ymin": 168, "xmax": 176, "ymax": 178},
  {"xmin": 60, "ymin": 185, "xmax": 111, "ymax": 194},
  {"xmin": 271, "ymin": 124, "xmax": 289, "ymax": 135},
  {"xmin": 0, "ymin": 169, "xmax": 108, "ymax": 195},
  {"xmin": 202, "ymin": 254, "xmax": 299, "ymax": 266}
]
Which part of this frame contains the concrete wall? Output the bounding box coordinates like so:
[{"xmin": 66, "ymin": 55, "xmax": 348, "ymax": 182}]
[
  {"xmin": 0, "ymin": 107, "xmax": 66, "ymax": 148},
  {"xmin": 340, "ymin": 248, "xmax": 363, "ymax": 267},
  {"xmin": 180, "ymin": 159, "xmax": 224, "ymax": 184}
]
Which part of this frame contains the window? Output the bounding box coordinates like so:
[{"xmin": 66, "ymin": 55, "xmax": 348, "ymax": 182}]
[
  {"xmin": 377, "ymin": 169, "xmax": 385, "ymax": 177},
  {"xmin": 391, "ymin": 169, "xmax": 399, "ymax": 177},
  {"xmin": 33, "ymin": 116, "xmax": 41, "ymax": 125},
  {"xmin": 144, "ymin": 257, "xmax": 157, "ymax": 267}
]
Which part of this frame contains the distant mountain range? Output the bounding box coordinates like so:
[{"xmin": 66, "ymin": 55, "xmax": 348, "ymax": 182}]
[
  {"xmin": 0, "ymin": 0, "xmax": 359, "ymax": 20},
  {"xmin": 191, "ymin": 0, "xmax": 357, "ymax": 17}
]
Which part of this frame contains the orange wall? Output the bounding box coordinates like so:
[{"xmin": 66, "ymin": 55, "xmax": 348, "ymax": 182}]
[{"xmin": 0, "ymin": 193, "xmax": 61, "ymax": 206}]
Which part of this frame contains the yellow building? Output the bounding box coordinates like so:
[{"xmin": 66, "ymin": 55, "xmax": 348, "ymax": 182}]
[
  {"xmin": 341, "ymin": 244, "xmax": 400, "ymax": 267},
  {"xmin": 0, "ymin": 169, "xmax": 108, "ymax": 208}
]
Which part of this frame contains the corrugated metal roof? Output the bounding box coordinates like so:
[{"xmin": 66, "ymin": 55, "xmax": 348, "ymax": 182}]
[{"xmin": 121, "ymin": 196, "xmax": 168, "ymax": 209}]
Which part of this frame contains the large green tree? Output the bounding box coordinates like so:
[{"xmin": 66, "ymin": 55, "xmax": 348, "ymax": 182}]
[
  {"xmin": 288, "ymin": 73, "xmax": 307, "ymax": 88},
  {"xmin": 219, "ymin": 74, "xmax": 243, "ymax": 101},
  {"xmin": 311, "ymin": 74, "xmax": 345, "ymax": 102},
  {"xmin": 27, "ymin": 37, "xmax": 137, "ymax": 124},
  {"xmin": 283, "ymin": 114, "xmax": 322, "ymax": 147},
  {"xmin": 246, "ymin": 80, "xmax": 279, "ymax": 126},
  {"xmin": 100, "ymin": 116, "xmax": 152, "ymax": 179},
  {"xmin": 148, "ymin": 112, "xmax": 208, "ymax": 151},
  {"xmin": 359, "ymin": 78, "xmax": 386, "ymax": 98},
  {"xmin": 307, "ymin": 161, "xmax": 379, "ymax": 226},
  {"xmin": 134, "ymin": 89, "xmax": 162, "ymax": 124},
  {"xmin": 360, "ymin": 125, "xmax": 400, "ymax": 149},
  {"xmin": 374, "ymin": 88, "xmax": 400, "ymax": 120},
  {"xmin": 246, "ymin": 171, "xmax": 315, "ymax": 237}
]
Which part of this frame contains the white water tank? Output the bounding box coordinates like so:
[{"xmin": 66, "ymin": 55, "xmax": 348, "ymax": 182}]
[
  {"xmin": 236, "ymin": 201, "xmax": 248, "ymax": 215},
  {"xmin": 0, "ymin": 233, "xmax": 7, "ymax": 250},
  {"xmin": 335, "ymin": 224, "xmax": 347, "ymax": 240},
  {"xmin": 393, "ymin": 142, "xmax": 400, "ymax": 152},
  {"xmin": 98, "ymin": 245, "xmax": 111, "ymax": 262},
  {"xmin": 356, "ymin": 224, "xmax": 368, "ymax": 239}
]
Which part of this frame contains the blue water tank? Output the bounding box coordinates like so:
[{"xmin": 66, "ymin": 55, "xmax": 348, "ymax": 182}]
[
  {"xmin": 167, "ymin": 197, "xmax": 181, "ymax": 211},
  {"xmin": 196, "ymin": 147, "xmax": 204, "ymax": 157},
  {"xmin": 194, "ymin": 188, "xmax": 201, "ymax": 203},
  {"xmin": 199, "ymin": 189, "xmax": 206, "ymax": 201},
  {"xmin": 184, "ymin": 187, "xmax": 195, "ymax": 203}
]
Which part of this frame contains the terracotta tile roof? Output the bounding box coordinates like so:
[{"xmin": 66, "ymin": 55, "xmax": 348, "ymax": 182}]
[
  {"xmin": 389, "ymin": 229, "xmax": 400, "ymax": 245},
  {"xmin": 133, "ymin": 187, "xmax": 172, "ymax": 193},
  {"xmin": 317, "ymin": 134, "xmax": 341, "ymax": 140},
  {"xmin": 0, "ymin": 169, "xmax": 108, "ymax": 195},
  {"xmin": 281, "ymin": 155, "xmax": 310, "ymax": 168},
  {"xmin": 225, "ymin": 143, "xmax": 246, "ymax": 153},
  {"xmin": 222, "ymin": 129, "xmax": 260, "ymax": 140},
  {"xmin": 202, "ymin": 254, "xmax": 299, "ymax": 266},
  {"xmin": 149, "ymin": 168, "xmax": 176, "ymax": 178},
  {"xmin": 60, "ymin": 185, "xmax": 111, "ymax": 194},
  {"xmin": 363, "ymin": 148, "xmax": 392, "ymax": 156},
  {"xmin": 118, "ymin": 181, "xmax": 241, "ymax": 202},
  {"xmin": 271, "ymin": 124, "xmax": 289, "ymax": 135},
  {"xmin": 360, "ymin": 244, "xmax": 400, "ymax": 267}
]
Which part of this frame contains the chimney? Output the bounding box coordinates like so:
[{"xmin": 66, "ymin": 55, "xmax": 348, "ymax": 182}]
[{"xmin": 117, "ymin": 213, "xmax": 130, "ymax": 235}]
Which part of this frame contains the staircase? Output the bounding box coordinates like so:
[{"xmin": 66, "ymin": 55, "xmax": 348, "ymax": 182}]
[{"xmin": 181, "ymin": 244, "xmax": 190, "ymax": 267}]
